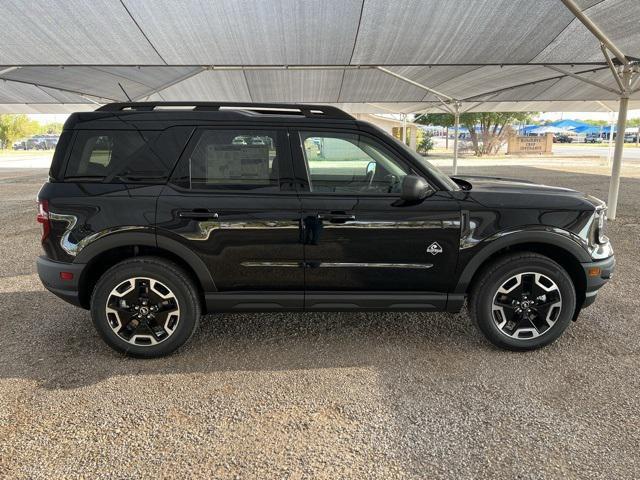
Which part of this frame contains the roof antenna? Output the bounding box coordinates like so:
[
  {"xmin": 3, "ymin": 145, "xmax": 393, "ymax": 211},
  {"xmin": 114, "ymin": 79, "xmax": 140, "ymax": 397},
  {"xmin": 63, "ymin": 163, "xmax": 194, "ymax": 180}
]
[{"xmin": 118, "ymin": 82, "xmax": 132, "ymax": 101}]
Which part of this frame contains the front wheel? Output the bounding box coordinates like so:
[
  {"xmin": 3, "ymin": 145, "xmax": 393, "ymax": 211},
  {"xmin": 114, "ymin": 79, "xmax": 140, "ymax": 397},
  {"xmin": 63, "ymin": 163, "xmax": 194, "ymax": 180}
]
[
  {"xmin": 90, "ymin": 257, "xmax": 201, "ymax": 358},
  {"xmin": 469, "ymin": 253, "xmax": 576, "ymax": 351}
]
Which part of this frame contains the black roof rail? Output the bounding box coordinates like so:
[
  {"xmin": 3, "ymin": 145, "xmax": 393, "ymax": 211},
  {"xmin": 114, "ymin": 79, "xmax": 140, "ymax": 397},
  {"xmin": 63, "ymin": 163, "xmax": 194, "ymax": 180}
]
[{"xmin": 96, "ymin": 102, "xmax": 354, "ymax": 120}]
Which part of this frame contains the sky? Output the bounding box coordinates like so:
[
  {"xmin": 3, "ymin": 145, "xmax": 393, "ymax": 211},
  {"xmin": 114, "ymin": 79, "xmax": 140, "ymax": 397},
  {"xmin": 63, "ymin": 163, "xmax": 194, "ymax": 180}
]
[{"xmin": 28, "ymin": 114, "xmax": 71, "ymax": 124}]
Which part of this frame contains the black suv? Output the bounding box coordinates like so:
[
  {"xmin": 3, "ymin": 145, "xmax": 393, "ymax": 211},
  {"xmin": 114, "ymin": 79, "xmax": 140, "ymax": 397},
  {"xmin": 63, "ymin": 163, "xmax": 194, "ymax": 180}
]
[{"xmin": 37, "ymin": 102, "xmax": 615, "ymax": 357}]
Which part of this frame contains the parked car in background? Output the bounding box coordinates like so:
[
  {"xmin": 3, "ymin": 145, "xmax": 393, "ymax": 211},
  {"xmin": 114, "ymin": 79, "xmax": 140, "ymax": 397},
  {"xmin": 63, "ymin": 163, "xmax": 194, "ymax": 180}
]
[
  {"xmin": 624, "ymin": 133, "xmax": 638, "ymax": 143},
  {"xmin": 585, "ymin": 134, "xmax": 603, "ymax": 143},
  {"xmin": 13, "ymin": 135, "xmax": 59, "ymax": 150},
  {"xmin": 554, "ymin": 134, "xmax": 573, "ymax": 143}
]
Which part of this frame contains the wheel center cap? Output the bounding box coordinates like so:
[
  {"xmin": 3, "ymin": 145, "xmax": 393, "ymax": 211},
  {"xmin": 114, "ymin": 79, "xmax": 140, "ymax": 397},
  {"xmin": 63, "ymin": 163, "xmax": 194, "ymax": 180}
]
[
  {"xmin": 139, "ymin": 306, "xmax": 149, "ymax": 315},
  {"xmin": 521, "ymin": 300, "xmax": 534, "ymax": 309}
]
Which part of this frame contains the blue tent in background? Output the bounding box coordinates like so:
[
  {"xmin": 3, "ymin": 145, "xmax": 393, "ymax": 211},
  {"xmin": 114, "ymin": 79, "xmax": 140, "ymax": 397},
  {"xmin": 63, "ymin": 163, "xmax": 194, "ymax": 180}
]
[
  {"xmin": 521, "ymin": 124, "xmax": 539, "ymax": 135},
  {"xmin": 572, "ymin": 125, "xmax": 602, "ymax": 134},
  {"xmin": 528, "ymin": 125, "xmax": 573, "ymax": 134},
  {"xmin": 548, "ymin": 119, "xmax": 591, "ymax": 130}
]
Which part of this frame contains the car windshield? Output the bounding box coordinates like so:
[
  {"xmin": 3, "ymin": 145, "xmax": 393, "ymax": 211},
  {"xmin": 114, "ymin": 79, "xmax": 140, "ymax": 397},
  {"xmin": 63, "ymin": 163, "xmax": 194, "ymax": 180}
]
[{"xmin": 369, "ymin": 125, "xmax": 460, "ymax": 191}]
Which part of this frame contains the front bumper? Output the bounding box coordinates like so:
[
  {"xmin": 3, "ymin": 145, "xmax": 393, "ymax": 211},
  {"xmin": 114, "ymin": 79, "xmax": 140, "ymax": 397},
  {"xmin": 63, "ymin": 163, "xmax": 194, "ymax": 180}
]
[
  {"xmin": 581, "ymin": 255, "xmax": 615, "ymax": 309},
  {"xmin": 36, "ymin": 256, "xmax": 87, "ymax": 308}
]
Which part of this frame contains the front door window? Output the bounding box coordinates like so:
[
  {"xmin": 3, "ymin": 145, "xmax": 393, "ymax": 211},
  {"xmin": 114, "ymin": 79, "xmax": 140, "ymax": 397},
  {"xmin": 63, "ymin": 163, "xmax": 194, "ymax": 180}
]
[{"xmin": 299, "ymin": 132, "xmax": 411, "ymax": 195}]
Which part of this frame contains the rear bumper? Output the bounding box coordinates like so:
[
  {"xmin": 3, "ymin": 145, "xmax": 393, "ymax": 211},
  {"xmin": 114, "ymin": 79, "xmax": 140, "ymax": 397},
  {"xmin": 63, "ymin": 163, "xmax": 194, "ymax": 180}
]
[
  {"xmin": 581, "ymin": 255, "xmax": 615, "ymax": 309},
  {"xmin": 36, "ymin": 256, "xmax": 87, "ymax": 308}
]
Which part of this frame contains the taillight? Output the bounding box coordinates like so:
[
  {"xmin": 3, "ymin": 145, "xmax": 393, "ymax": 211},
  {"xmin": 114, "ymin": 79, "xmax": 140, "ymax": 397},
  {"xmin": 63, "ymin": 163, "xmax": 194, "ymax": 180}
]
[{"xmin": 37, "ymin": 199, "xmax": 51, "ymax": 242}]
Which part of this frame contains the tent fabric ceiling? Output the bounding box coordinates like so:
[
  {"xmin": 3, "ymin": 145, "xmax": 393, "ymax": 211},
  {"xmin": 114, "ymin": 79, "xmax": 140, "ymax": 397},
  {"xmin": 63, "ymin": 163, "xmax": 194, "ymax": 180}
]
[{"xmin": 0, "ymin": 0, "xmax": 638, "ymax": 113}]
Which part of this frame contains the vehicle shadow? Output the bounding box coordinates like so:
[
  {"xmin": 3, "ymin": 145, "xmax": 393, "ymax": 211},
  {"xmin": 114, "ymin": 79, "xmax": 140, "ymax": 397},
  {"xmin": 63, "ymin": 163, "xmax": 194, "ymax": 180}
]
[{"xmin": 0, "ymin": 289, "xmax": 488, "ymax": 389}]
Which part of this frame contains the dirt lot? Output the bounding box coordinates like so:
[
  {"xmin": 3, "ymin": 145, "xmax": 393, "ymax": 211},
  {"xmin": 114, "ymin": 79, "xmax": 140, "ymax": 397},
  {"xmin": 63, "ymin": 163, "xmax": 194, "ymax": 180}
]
[{"xmin": 0, "ymin": 166, "xmax": 639, "ymax": 479}]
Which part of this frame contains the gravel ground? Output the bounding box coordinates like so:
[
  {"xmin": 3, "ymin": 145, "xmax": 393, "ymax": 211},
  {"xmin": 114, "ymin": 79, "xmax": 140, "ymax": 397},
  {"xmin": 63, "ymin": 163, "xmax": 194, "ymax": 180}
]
[{"xmin": 0, "ymin": 166, "xmax": 639, "ymax": 479}]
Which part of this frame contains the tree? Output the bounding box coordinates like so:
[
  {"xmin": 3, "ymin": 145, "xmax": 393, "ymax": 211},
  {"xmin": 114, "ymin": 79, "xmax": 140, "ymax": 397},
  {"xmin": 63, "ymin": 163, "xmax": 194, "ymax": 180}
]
[
  {"xmin": 0, "ymin": 114, "xmax": 40, "ymax": 149},
  {"xmin": 414, "ymin": 111, "xmax": 535, "ymax": 156},
  {"xmin": 417, "ymin": 132, "xmax": 434, "ymax": 155},
  {"xmin": 582, "ymin": 119, "xmax": 608, "ymax": 127},
  {"xmin": 40, "ymin": 122, "xmax": 64, "ymax": 135},
  {"xmin": 627, "ymin": 118, "xmax": 640, "ymax": 128}
]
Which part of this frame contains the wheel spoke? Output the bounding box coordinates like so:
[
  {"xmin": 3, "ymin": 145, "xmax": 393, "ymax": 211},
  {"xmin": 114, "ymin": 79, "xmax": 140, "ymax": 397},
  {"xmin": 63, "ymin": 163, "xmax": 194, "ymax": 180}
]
[
  {"xmin": 107, "ymin": 296, "xmax": 135, "ymax": 314},
  {"xmin": 155, "ymin": 299, "xmax": 178, "ymax": 313},
  {"xmin": 521, "ymin": 273, "xmax": 534, "ymax": 298},
  {"xmin": 148, "ymin": 321, "xmax": 169, "ymax": 341}
]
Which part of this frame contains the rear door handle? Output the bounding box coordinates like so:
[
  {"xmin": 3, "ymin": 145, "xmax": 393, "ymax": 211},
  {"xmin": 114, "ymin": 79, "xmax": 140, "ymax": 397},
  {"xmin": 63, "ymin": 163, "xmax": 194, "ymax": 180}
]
[{"xmin": 178, "ymin": 209, "xmax": 219, "ymax": 220}]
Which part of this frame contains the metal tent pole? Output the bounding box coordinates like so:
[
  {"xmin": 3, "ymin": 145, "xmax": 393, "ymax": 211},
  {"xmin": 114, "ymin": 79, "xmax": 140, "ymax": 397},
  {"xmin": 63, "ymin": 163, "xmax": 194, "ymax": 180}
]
[
  {"xmin": 452, "ymin": 103, "xmax": 460, "ymax": 175},
  {"xmin": 607, "ymin": 66, "xmax": 632, "ymax": 220},
  {"xmin": 607, "ymin": 111, "xmax": 614, "ymax": 167},
  {"xmin": 401, "ymin": 113, "xmax": 407, "ymax": 145}
]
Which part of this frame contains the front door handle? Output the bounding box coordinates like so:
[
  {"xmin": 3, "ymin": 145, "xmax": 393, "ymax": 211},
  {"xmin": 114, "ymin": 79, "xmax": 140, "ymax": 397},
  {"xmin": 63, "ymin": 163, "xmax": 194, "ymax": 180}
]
[
  {"xmin": 318, "ymin": 213, "xmax": 356, "ymax": 223},
  {"xmin": 178, "ymin": 209, "xmax": 219, "ymax": 220}
]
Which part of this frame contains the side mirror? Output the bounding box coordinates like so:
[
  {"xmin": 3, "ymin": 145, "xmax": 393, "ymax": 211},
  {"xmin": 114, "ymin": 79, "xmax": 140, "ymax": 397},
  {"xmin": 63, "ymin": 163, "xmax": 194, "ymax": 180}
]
[
  {"xmin": 400, "ymin": 175, "xmax": 433, "ymax": 202},
  {"xmin": 366, "ymin": 161, "xmax": 376, "ymax": 176}
]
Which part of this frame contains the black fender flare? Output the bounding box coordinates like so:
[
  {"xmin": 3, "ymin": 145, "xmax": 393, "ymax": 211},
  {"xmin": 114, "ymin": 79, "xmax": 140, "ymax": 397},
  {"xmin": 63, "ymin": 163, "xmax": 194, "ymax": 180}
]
[
  {"xmin": 454, "ymin": 229, "xmax": 591, "ymax": 294},
  {"xmin": 73, "ymin": 230, "xmax": 216, "ymax": 292}
]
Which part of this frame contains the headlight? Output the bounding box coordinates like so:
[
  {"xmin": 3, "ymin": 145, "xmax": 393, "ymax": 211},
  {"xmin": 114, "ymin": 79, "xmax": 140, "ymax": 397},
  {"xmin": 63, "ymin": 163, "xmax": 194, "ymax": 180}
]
[{"xmin": 596, "ymin": 207, "xmax": 608, "ymax": 244}]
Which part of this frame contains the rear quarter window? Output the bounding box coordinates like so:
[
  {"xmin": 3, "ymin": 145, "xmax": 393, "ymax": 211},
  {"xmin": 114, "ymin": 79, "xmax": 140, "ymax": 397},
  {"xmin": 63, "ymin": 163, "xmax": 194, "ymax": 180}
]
[{"xmin": 64, "ymin": 127, "xmax": 193, "ymax": 182}]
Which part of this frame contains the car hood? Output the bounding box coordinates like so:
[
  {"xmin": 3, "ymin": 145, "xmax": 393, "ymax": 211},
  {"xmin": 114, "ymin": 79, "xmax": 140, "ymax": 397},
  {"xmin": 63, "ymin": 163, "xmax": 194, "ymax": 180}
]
[{"xmin": 452, "ymin": 175, "xmax": 605, "ymax": 210}]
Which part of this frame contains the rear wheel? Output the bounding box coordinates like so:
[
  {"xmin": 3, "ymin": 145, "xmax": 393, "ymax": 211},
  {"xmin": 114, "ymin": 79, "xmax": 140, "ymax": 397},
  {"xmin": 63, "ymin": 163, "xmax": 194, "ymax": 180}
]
[
  {"xmin": 90, "ymin": 257, "xmax": 201, "ymax": 358},
  {"xmin": 469, "ymin": 253, "xmax": 576, "ymax": 351}
]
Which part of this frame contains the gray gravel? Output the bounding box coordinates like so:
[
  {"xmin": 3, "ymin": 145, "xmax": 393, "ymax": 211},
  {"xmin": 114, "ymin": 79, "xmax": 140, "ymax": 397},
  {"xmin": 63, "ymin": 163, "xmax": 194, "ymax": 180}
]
[{"xmin": 0, "ymin": 166, "xmax": 639, "ymax": 479}]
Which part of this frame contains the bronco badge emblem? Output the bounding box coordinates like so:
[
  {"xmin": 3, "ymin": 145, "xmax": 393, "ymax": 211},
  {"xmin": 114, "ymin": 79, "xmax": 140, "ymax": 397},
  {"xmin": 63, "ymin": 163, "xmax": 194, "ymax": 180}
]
[{"xmin": 427, "ymin": 242, "xmax": 443, "ymax": 255}]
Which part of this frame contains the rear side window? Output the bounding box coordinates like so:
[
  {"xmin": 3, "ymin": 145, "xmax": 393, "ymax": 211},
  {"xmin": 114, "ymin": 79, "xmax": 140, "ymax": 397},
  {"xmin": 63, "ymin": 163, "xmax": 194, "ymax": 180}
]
[
  {"xmin": 64, "ymin": 128, "xmax": 192, "ymax": 182},
  {"xmin": 172, "ymin": 129, "xmax": 284, "ymax": 191}
]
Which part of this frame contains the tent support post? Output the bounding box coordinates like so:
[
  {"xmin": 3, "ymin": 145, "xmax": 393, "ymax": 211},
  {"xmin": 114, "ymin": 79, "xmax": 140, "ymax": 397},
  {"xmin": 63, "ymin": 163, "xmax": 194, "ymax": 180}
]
[
  {"xmin": 401, "ymin": 113, "xmax": 407, "ymax": 145},
  {"xmin": 607, "ymin": 111, "xmax": 614, "ymax": 167},
  {"xmin": 453, "ymin": 102, "xmax": 460, "ymax": 175},
  {"xmin": 607, "ymin": 66, "xmax": 632, "ymax": 220}
]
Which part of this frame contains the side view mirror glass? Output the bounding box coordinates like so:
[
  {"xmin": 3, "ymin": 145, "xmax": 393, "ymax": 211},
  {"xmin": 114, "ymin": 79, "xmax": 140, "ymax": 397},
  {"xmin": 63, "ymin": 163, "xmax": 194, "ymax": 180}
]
[
  {"xmin": 400, "ymin": 175, "xmax": 433, "ymax": 202},
  {"xmin": 366, "ymin": 161, "xmax": 376, "ymax": 176}
]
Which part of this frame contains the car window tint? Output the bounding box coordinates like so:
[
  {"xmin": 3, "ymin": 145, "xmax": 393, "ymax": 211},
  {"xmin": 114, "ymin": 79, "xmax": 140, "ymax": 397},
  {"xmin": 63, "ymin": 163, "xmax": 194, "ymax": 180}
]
[
  {"xmin": 299, "ymin": 131, "xmax": 410, "ymax": 194},
  {"xmin": 65, "ymin": 129, "xmax": 172, "ymax": 181},
  {"xmin": 180, "ymin": 129, "xmax": 281, "ymax": 191}
]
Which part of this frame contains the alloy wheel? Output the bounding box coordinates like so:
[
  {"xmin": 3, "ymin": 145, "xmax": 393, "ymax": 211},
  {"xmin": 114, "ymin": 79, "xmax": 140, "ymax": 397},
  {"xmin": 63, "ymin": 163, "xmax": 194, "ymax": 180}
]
[
  {"xmin": 491, "ymin": 272, "xmax": 562, "ymax": 340},
  {"xmin": 105, "ymin": 277, "xmax": 180, "ymax": 346}
]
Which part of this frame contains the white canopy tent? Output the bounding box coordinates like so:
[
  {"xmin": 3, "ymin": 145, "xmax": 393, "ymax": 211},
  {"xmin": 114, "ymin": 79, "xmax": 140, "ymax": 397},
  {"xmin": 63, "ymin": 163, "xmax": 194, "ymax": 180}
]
[{"xmin": 0, "ymin": 0, "xmax": 638, "ymax": 217}]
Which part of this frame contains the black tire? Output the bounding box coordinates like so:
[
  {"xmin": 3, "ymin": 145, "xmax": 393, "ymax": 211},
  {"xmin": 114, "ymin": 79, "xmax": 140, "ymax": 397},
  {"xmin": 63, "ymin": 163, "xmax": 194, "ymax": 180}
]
[
  {"xmin": 90, "ymin": 256, "xmax": 201, "ymax": 358},
  {"xmin": 469, "ymin": 253, "xmax": 576, "ymax": 351}
]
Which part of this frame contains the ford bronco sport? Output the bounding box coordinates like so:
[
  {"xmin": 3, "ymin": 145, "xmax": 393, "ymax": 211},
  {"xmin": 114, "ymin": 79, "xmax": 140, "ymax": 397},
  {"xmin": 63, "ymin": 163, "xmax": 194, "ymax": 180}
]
[{"xmin": 37, "ymin": 102, "xmax": 615, "ymax": 357}]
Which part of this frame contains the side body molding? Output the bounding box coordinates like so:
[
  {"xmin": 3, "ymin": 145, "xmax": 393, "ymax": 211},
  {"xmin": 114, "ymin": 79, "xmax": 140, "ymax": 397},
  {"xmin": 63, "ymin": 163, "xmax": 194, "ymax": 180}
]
[
  {"xmin": 453, "ymin": 228, "xmax": 592, "ymax": 295},
  {"xmin": 73, "ymin": 230, "xmax": 217, "ymax": 292}
]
